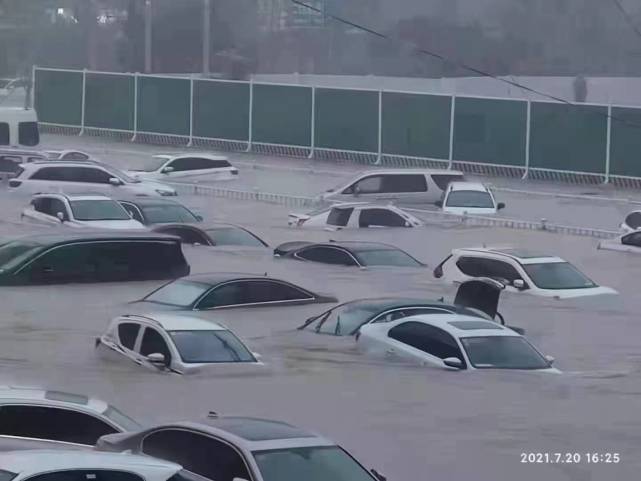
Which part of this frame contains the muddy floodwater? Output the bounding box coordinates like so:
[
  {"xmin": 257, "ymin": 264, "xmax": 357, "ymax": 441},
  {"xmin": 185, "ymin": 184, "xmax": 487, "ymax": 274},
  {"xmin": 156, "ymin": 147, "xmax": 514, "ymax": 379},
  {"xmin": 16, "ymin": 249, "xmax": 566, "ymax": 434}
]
[{"xmin": 2, "ymin": 139, "xmax": 641, "ymax": 480}]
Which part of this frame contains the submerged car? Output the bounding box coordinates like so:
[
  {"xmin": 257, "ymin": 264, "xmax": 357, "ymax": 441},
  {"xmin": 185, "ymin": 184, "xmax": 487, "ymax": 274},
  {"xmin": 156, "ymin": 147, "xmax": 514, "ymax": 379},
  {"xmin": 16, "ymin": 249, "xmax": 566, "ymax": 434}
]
[
  {"xmin": 0, "ymin": 231, "xmax": 189, "ymax": 285},
  {"xmin": 433, "ymin": 247, "xmax": 617, "ymax": 298},
  {"xmin": 138, "ymin": 273, "xmax": 337, "ymax": 310},
  {"xmin": 96, "ymin": 415, "xmax": 386, "ymax": 481},
  {"xmin": 0, "ymin": 385, "xmax": 140, "ymax": 448},
  {"xmin": 358, "ymin": 314, "xmax": 559, "ymax": 373},
  {"xmin": 117, "ymin": 198, "xmax": 203, "ymax": 225},
  {"xmin": 126, "ymin": 153, "xmax": 238, "ymax": 181},
  {"xmin": 21, "ymin": 193, "xmax": 146, "ymax": 230},
  {"xmin": 96, "ymin": 313, "xmax": 261, "ymax": 374},
  {"xmin": 436, "ymin": 181, "xmax": 505, "ymax": 215},
  {"xmin": 288, "ymin": 203, "xmax": 423, "ymax": 229},
  {"xmin": 274, "ymin": 240, "xmax": 425, "ymax": 268},
  {"xmin": 152, "ymin": 223, "xmax": 268, "ymax": 247},
  {"xmin": 598, "ymin": 230, "xmax": 641, "ymax": 254},
  {"xmin": 0, "ymin": 450, "xmax": 185, "ymax": 481}
]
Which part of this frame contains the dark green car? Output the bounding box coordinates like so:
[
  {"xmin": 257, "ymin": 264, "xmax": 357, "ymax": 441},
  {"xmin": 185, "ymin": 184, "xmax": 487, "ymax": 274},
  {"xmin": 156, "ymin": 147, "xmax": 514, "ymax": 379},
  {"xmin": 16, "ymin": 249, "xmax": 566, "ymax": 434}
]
[{"xmin": 0, "ymin": 231, "xmax": 190, "ymax": 285}]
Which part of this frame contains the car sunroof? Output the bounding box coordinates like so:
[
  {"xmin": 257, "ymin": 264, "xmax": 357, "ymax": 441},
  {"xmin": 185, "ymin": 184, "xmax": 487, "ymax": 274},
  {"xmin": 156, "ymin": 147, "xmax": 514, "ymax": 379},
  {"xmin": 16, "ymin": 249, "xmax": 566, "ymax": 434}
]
[{"xmin": 448, "ymin": 321, "xmax": 503, "ymax": 331}]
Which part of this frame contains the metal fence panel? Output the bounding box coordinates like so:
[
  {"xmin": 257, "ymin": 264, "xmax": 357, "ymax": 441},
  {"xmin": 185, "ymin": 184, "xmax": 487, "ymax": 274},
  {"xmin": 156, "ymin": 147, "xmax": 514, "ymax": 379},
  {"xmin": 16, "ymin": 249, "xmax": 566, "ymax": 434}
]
[
  {"xmin": 252, "ymin": 84, "xmax": 311, "ymax": 146},
  {"xmin": 453, "ymin": 97, "xmax": 527, "ymax": 166},
  {"xmin": 609, "ymin": 106, "xmax": 641, "ymax": 178},
  {"xmin": 194, "ymin": 80, "xmax": 249, "ymax": 141},
  {"xmin": 137, "ymin": 76, "xmax": 190, "ymax": 136},
  {"xmin": 34, "ymin": 69, "xmax": 83, "ymax": 126},
  {"xmin": 381, "ymin": 92, "xmax": 451, "ymax": 159},
  {"xmin": 84, "ymin": 73, "xmax": 134, "ymax": 131},
  {"xmin": 530, "ymin": 102, "xmax": 608, "ymax": 174},
  {"xmin": 315, "ymin": 88, "xmax": 378, "ymax": 152}
]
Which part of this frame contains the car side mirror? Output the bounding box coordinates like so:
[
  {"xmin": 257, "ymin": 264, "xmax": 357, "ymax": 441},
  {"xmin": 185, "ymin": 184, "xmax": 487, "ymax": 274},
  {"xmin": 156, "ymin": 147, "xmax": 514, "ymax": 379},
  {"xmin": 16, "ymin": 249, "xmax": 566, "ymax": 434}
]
[
  {"xmin": 109, "ymin": 177, "xmax": 123, "ymax": 186},
  {"xmin": 161, "ymin": 166, "xmax": 174, "ymax": 174},
  {"xmin": 147, "ymin": 352, "xmax": 167, "ymax": 367},
  {"xmin": 434, "ymin": 200, "xmax": 443, "ymax": 208},
  {"xmin": 497, "ymin": 202, "xmax": 506, "ymax": 210},
  {"xmin": 443, "ymin": 357, "xmax": 463, "ymax": 369},
  {"xmin": 545, "ymin": 355, "xmax": 555, "ymax": 366},
  {"xmin": 370, "ymin": 469, "xmax": 387, "ymax": 481},
  {"xmin": 512, "ymin": 279, "xmax": 527, "ymax": 290},
  {"xmin": 56, "ymin": 211, "xmax": 65, "ymax": 222}
]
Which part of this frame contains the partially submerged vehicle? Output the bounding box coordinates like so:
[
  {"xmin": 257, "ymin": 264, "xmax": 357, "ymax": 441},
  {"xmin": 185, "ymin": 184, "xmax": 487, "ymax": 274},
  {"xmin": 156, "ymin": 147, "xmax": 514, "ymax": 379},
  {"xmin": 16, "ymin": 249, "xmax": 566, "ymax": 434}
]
[{"xmin": 288, "ymin": 202, "xmax": 423, "ymax": 229}]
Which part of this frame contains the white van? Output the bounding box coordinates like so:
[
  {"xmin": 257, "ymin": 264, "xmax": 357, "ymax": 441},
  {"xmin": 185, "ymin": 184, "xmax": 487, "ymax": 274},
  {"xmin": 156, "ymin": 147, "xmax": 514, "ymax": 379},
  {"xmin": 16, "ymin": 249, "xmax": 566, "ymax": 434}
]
[
  {"xmin": 320, "ymin": 169, "xmax": 465, "ymax": 205},
  {"xmin": 0, "ymin": 107, "xmax": 40, "ymax": 148}
]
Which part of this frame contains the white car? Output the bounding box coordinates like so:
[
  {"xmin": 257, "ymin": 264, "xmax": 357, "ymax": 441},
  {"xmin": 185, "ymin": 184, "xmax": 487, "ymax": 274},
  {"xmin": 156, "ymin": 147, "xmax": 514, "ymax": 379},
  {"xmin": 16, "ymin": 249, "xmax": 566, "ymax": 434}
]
[
  {"xmin": 0, "ymin": 450, "xmax": 185, "ymax": 481},
  {"xmin": 598, "ymin": 230, "xmax": 641, "ymax": 254},
  {"xmin": 357, "ymin": 314, "xmax": 560, "ymax": 373},
  {"xmin": 21, "ymin": 193, "xmax": 146, "ymax": 230},
  {"xmin": 126, "ymin": 153, "xmax": 238, "ymax": 181},
  {"xmin": 96, "ymin": 313, "xmax": 261, "ymax": 374},
  {"xmin": 288, "ymin": 202, "xmax": 423, "ymax": 229},
  {"xmin": 620, "ymin": 210, "xmax": 641, "ymax": 233},
  {"xmin": 8, "ymin": 161, "xmax": 177, "ymax": 197},
  {"xmin": 436, "ymin": 181, "xmax": 505, "ymax": 215},
  {"xmin": 434, "ymin": 247, "xmax": 617, "ymax": 298}
]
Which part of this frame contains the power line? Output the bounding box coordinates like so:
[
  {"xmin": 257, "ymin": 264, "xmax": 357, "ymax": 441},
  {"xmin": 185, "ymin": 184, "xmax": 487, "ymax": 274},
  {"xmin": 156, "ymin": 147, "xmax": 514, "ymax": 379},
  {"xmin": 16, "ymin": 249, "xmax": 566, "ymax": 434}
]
[
  {"xmin": 290, "ymin": 0, "xmax": 641, "ymax": 131},
  {"xmin": 611, "ymin": 0, "xmax": 641, "ymax": 40}
]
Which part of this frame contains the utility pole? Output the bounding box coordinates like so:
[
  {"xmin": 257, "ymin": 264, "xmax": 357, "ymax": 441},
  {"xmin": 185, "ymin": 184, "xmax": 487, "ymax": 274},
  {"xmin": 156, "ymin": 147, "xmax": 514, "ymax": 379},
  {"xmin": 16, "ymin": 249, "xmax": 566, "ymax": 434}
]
[
  {"xmin": 203, "ymin": 0, "xmax": 211, "ymax": 75},
  {"xmin": 144, "ymin": 0, "xmax": 152, "ymax": 73}
]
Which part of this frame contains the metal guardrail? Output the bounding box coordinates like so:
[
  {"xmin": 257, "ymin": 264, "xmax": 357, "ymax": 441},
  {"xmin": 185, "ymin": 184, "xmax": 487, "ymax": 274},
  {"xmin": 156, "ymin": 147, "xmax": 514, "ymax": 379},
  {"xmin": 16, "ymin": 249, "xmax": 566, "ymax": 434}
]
[{"xmin": 169, "ymin": 181, "xmax": 619, "ymax": 239}]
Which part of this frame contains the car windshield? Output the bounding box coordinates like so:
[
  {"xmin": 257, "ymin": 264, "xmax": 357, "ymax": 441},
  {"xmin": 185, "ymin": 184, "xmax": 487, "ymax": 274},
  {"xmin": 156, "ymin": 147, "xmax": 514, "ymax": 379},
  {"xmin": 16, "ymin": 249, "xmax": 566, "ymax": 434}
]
[
  {"xmin": 142, "ymin": 205, "xmax": 199, "ymax": 224},
  {"xmin": 144, "ymin": 280, "xmax": 211, "ymax": 307},
  {"xmin": 460, "ymin": 336, "xmax": 550, "ymax": 370},
  {"xmin": 310, "ymin": 303, "xmax": 384, "ymax": 335},
  {"xmin": 70, "ymin": 200, "xmax": 131, "ymax": 221},
  {"xmin": 253, "ymin": 446, "xmax": 375, "ymax": 481},
  {"xmin": 355, "ymin": 248, "xmax": 423, "ymax": 267},
  {"xmin": 522, "ymin": 262, "xmax": 597, "ymax": 290},
  {"xmin": 102, "ymin": 405, "xmax": 142, "ymax": 431},
  {"xmin": 445, "ymin": 190, "xmax": 495, "ymax": 208},
  {"xmin": 169, "ymin": 330, "xmax": 256, "ymax": 363},
  {"xmin": 205, "ymin": 227, "xmax": 266, "ymax": 247},
  {"xmin": 0, "ymin": 240, "xmax": 43, "ymax": 272},
  {"xmin": 130, "ymin": 156, "xmax": 168, "ymax": 173},
  {"xmin": 0, "ymin": 470, "xmax": 16, "ymax": 481}
]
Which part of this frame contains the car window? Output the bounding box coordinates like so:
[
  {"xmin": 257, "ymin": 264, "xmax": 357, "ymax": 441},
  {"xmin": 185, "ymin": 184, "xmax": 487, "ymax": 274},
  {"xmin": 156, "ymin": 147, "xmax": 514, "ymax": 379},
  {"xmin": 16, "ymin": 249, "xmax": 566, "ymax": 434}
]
[
  {"xmin": 145, "ymin": 280, "xmax": 210, "ymax": 307},
  {"xmin": 431, "ymin": 174, "xmax": 464, "ymax": 190},
  {"xmin": 522, "ymin": 262, "xmax": 596, "ymax": 290},
  {"xmin": 624, "ymin": 212, "xmax": 641, "ymax": 229},
  {"xmin": 198, "ymin": 282, "xmax": 247, "ymax": 308},
  {"xmin": 204, "ymin": 227, "xmax": 267, "ymax": 247},
  {"xmin": 358, "ymin": 208, "xmax": 407, "ymax": 227},
  {"xmin": 50, "ymin": 199, "xmax": 68, "ymax": 220},
  {"xmin": 18, "ymin": 122, "xmax": 39, "ymax": 146},
  {"xmin": 456, "ymin": 256, "xmax": 490, "ymax": 277},
  {"xmin": 26, "ymin": 470, "xmax": 145, "ymax": 481},
  {"xmin": 142, "ymin": 205, "xmax": 199, "ymax": 224},
  {"xmin": 354, "ymin": 248, "xmax": 422, "ymax": 267},
  {"xmin": 139, "ymin": 326, "xmax": 172, "ymax": 364},
  {"xmin": 119, "ymin": 203, "xmax": 144, "ymax": 223},
  {"xmin": 352, "ymin": 175, "xmax": 383, "ymax": 194},
  {"xmin": 388, "ymin": 321, "xmax": 465, "ymax": 365},
  {"xmin": 622, "ymin": 232, "xmax": 641, "ymax": 247},
  {"xmin": 0, "ymin": 123, "xmax": 9, "ymax": 145},
  {"xmin": 157, "ymin": 227, "xmax": 210, "ymax": 245},
  {"xmin": 456, "ymin": 257, "xmax": 520, "ymax": 282},
  {"xmin": 296, "ymin": 247, "xmax": 358, "ymax": 266},
  {"xmin": 30, "ymin": 166, "xmax": 66, "ymax": 181},
  {"xmin": 0, "ymin": 405, "xmax": 117, "ymax": 445},
  {"xmin": 0, "ymin": 156, "xmax": 20, "ymax": 173},
  {"xmin": 118, "ymin": 322, "xmax": 141, "ymax": 350},
  {"xmin": 142, "ymin": 429, "xmax": 251, "ymax": 481},
  {"xmin": 245, "ymin": 280, "xmax": 314, "ymax": 303},
  {"xmin": 76, "ymin": 167, "xmax": 113, "ymax": 184},
  {"xmin": 327, "ymin": 207, "xmax": 353, "ymax": 227},
  {"xmin": 381, "ymin": 174, "xmax": 428, "ymax": 193},
  {"xmin": 32, "ymin": 197, "xmax": 52, "ymax": 215},
  {"xmin": 168, "ymin": 330, "xmax": 255, "ymax": 363}
]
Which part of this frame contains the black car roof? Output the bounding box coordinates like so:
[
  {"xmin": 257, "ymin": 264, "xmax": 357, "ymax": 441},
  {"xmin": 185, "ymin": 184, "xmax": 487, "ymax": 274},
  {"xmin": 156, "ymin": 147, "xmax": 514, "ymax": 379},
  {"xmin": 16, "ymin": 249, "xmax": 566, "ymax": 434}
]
[
  {"xmin": 6, "ymin": 230, "xmax": 181, "ymax": 246},
  {"xmin": 176, "ymin": 272, "xmax": 275, "ymax": 286}
]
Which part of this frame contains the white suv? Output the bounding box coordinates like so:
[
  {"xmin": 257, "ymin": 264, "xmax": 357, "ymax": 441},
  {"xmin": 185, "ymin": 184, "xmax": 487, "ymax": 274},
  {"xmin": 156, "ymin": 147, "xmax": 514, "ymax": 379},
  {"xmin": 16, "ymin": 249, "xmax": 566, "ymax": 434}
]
[
  {"xmin": 21, "ymin": 193, "xmax": 146, "ymax": 230},
  {"xmin": 8, "ymin": 161, "xmax": 177, "ymax": 197}
]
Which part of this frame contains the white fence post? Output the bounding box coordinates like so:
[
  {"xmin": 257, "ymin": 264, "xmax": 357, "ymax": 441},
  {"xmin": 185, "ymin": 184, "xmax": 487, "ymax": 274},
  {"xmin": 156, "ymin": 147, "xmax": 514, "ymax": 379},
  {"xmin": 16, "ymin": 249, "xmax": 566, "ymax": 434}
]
[
  {"xmin": 246, "ymin": 78, "xmax": 254, "ymax": 152},
  {"xmin": 448, "ymin": 95, "xmax": 456, "ymax": 169},
  {"xmin": 376, "ymin": 89, "xmax": 382, "ymax": 165},
  {"xmin": 79, "ymin": 68, "xmax": 87, "ymax": 135},
  {"xmin": 30, "ymin": 65, "xmax": 36, "ymax": 110},
  {"xmin": 308, "ymin": 86, "xmax": 316, "ymax": 159},
  {"xmin": 187, "ymin": 77, "xmax": 194, "ymax": 147},
  {"xmin": 131, "ymin": 72, "xmax": 139, "ymax": 142},
  {"xmin": 604, "ymin": 104, "xmax": 612, "ymax": 184},
  {"xmin": 522, "ymin": 100, "xmax": 531, "ymax": 180}
]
